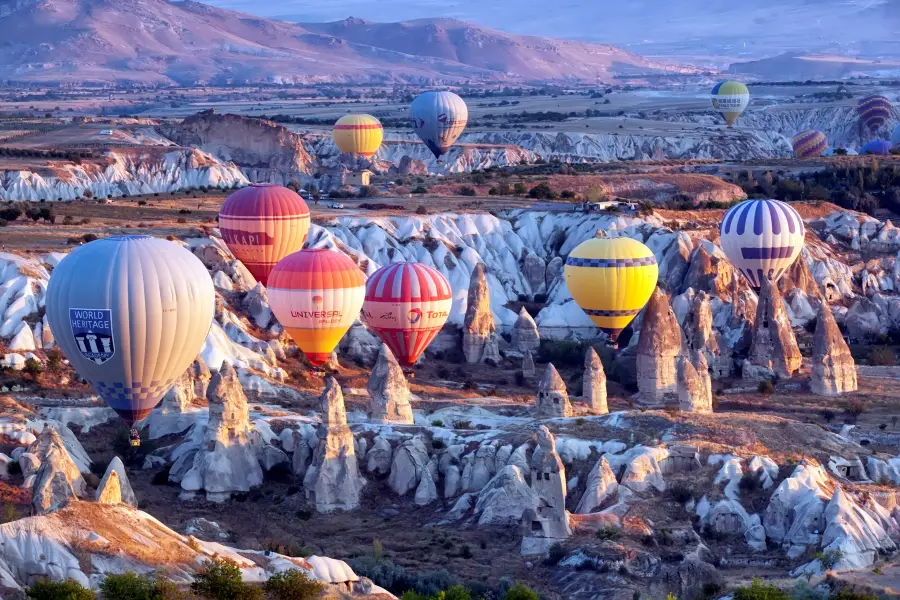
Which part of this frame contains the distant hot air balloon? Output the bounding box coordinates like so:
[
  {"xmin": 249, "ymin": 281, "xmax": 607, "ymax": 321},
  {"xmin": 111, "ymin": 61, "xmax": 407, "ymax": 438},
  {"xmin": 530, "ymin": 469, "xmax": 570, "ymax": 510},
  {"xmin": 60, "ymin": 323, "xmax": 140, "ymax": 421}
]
[
  {"xmin": 892, "ymin": 125, "xmax": 900, "ymax": 148},
  {"xmin": 857, "ymin": 95, "xmax": 892, "ymax": 133},
  {"xmin": 564, "ymin": 237, "xmax": 658, "ymax": 346},
  {"xmin": 362, "ymin": 262, "xmax": 452, "ymax": 367},
  {"xmin": 333, "ymin": 113, "xmax": 383, "ymax": 157},
  {"xmin": 792, "ymin": 130, "xmax": 828, "ymax": 158},
  {"xmin": 268, "ymin": 249, "xmax": 366, "ymax": 368},
  {"xmin": 720, "ymin": 199, "xmax": 805, "ymax": 289},
  {"xmin": 711, "ymin": 81, "xmax": 750, "ymax": 127},
  {"xmin": 409, "ymin": 91, "xmax": 468, "ymax": 161},
  {"xmin": 863, "ymin": 140, "xmax": 892, "ymax": 155},
  {"xmin": 45, "ymin": 236, "xmax": 215, "ymax": 433},
  {"xmin": 218, "ymin": 184, "xmax": 310, "ymax": 286}
]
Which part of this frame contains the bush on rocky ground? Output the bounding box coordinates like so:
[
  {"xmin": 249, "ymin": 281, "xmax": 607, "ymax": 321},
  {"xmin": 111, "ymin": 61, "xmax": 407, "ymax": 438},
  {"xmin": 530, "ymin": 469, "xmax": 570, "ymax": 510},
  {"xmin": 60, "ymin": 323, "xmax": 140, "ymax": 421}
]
[{"xmin": 26, "ymin": 580, "xmax": 96, "ymax": 600}]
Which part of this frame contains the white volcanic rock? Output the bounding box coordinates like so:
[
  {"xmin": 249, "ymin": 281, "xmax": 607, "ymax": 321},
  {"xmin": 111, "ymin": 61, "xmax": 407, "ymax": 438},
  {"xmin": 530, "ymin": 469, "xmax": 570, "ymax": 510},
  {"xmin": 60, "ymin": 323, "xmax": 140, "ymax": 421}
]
[
  {"xmin": 463, "ymin": 263, "xmax": 500, "ymax": 364},
  {"xmin": 575, "ymin": 457, "xmax": 617, "ymax": 514},
  {"xmin": 511, "ymin": 307, "xmax": 540, "ymax": 355},
  {"xmin": 414, "ymin": 466, "xmax": 439, "ymax": 507},
  {"xmin": 763, "ymin": 462, "xmax": 831, "ymax": 547},
  {"xmin": 243, "ymin": 283, "xmax": 272, "ymax": 329},
  {"xmin": 388, "ymin": 436, "xmax": 430, "ymax": 497},
  {"xmin": 745, "ymin": 278, "xmax": 802, "ymax": 380},
  {"xmin": 636, "ymin": 287, "xmax": 682, "ymax": 407},
  {"xmin": 180, "ymin": 363, "xmax": 264, "ymax": 502},
  {"xmin": 535, "ymin": 363, "xmax": 572, "ymax": 418},
  {"xmin": 473, "ymin": 465, "xmax": 538, "ymax": 526},
  {"xmin": 365, "ymin": 435, "xmax": 393, "ymax": 476},
  {"xmin": 27, "ymin": 425, "xmax": 86, "ymax": 496},
  {"xmin": 367, "ymin": 345, "xmax": 414, "ymax": 425},
  {"xmin": 8, "ymin": 322, "xmax": 35, "ymax": 352},
  {"xmin": 303, "ymin": 376, "xmax": 365, "ymax": 512},
  {"xmin": 95, "ymin": 457, "xmax": 137, "ymax": 507},
  {"xmin": 811, "ymin": 301, "xmax": 857, "ymax": 396},
  {"xmin": 582, "ymin": 347, "xmax": 608, "ymax": 414}
]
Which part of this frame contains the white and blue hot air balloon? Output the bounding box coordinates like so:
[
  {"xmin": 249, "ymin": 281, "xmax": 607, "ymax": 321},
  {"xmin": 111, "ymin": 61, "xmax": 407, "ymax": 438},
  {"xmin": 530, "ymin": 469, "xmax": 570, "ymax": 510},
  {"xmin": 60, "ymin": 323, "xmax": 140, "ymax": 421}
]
[
  {"xmin": 719, "ymin": 199, "xmax": 805, "ymax": 289},
  {"xmin": 45, "ymin": 236, "xmax": 215, "ymax": 439},
  {"xmin": 409, "ymin": 91, "xmax": 468, "ymax": 162}
]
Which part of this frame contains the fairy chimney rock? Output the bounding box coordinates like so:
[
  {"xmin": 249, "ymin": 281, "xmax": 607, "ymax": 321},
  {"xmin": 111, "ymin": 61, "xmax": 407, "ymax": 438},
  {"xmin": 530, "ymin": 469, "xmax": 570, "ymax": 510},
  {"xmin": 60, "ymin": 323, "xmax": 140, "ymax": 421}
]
[
  {"xmin": 636, "ymin": 287, "xmax": 683, "ymax": 407},
  {"xmin": 684, "ymin": 291, "xmax": 731, "ymax": 379},
  {"xmin": 522, "ymin": 425, "xmax": 572, "ymax": 555},
  {"xmin": 744, "ymin": 278, "xmax": 802, "ymax": 381},
  {"xmin": 811, "ymin": 302, "xmax": 858, "ymax": 396},
  {"xmin": 367, "ymin": 345, "xmax": 414, "ymax": 424},
  {"xmin": 522, "ymin": 351, "xmax": 536, "ymax": 379},
  {"xmin": 536, "ymin": 363, "xmax": 572, "ymax": 418},
  {"xmin": 582, "ymin": 347, "xmax": 608, "ymax": 414},
  {"xmin": 511, "ymin": 307, "xmax": 541, "ymax": 355},
  {"xmin": 463, "ymin": 263, "xmax": 499, "ymax": 364}
]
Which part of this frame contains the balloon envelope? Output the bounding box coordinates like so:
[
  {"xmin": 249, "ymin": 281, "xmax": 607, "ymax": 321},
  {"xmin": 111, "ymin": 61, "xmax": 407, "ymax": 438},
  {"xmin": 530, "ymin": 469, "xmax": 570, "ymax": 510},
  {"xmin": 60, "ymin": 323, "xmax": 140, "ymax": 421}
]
[
  {"xmin": 792, "ymin": 130, "xmax": 828, "ymax": 158},
  {"xmin": 362, "ymin": 262, "xmax": 452, "ymax": 367},
  {"xmin": 564, "ymin": 237, "xmax": 658, "ymax": 343},
  {"xmin": 268, "ymin": 249, "xmax": 366, "ymax": 367},
  {"xmin": 720, "ymin": 199, "xmax": 805, "ymax": 289},
  {"xmin": 409, "ymin": 91, "xmax": 468, "ymax": 160},
  {"xmin": 863, "ymin": 140, "xmax": 892, "ymax": 155},
  {"xmin": 218, "ymin": 184, "xmax": 310, "ymax": 286},
  {"xmin": 857, "ymin": 95, "xmax": 892, "ymax": 133},
  {"xmin": 892, "ymin": 125, "xmax": 900, "ymax": 148},
  {"xmin": 45, "ymin": 236, "xmax": 215, "ymax": 424},
  {"xmin": 711, "ymin": 81, "xmax": 750, "ymax": 126},
  {"xmin": 333, "ymin": 113, "xmax": 383, "ymax": 157}
]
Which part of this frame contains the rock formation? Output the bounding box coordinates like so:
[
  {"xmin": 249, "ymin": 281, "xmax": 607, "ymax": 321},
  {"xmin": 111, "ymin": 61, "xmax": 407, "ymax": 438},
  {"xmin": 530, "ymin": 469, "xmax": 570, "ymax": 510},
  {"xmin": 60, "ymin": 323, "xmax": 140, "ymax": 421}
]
[
  {"xmin": 582, "ymin": 347, "xmax": 608, "ymax": 414},
  {"xmin": 811, "ymin": 302, "xmax": 858, "ymax": 396},
  {"xmin": 683, "ymin": 291, "xmax": 732, "ymax": 379},
  {"xmin": 636, "ymin": 287, "xmax": 683, "ymax": 407},
  {"xmin": 522, "ymin": 351, "xmax": 536, "ymax": 379},
  {"xmin": 389, "ymin": 436, "xmax": 431, "ymax": 496},
  {"xmin": 463, "ymin": 263, "xmax": 500, "ymax": 364},
  {"xmin": 575, "ymin": 457, "xmax": 617, "ymax": 514},
  {"xmin": 678, "ymin": 352, "xmax": 712, "ymax": 413},
  {"xmin": 243, "ymin": 283, "xmax": 273, "ymax": 329},
  {"xmin": 744, "ymin": 278, "xmax": 802, "ymax": 381},
  {"xmin": 31, "ymin": 467, "xmax": 76, "ymax": 515},
  {"xmin": 27, "ymin": 425, "xmax": 86, "ymax": 497},
  {"xmin": 522, "ymin": 426, "xmax": 571, "ymax": 555},
  {"xmin": 180, "ymin": 363, "xmax": 264, "ymax": 502},
  {"xmin": 303, "ymin": 377, "xmax": 365, "ymax": 512},
  {"xmin": 522, "ymin": 254, "xmax": 547, "ymax": 295},
  {"xmin": 367, "ymin": 345, "xmax": 414, "ymax": 425},
  {"xmin": 95, "ymin": 457, "xmax": 137, "ymax": 507},
  {"xmin": 535, "ymin": 363, "xmax": 572, "ymax": 418},
  {"xmin": 511, "ymin": 307, "xmax": 540, "ymax": 355}
]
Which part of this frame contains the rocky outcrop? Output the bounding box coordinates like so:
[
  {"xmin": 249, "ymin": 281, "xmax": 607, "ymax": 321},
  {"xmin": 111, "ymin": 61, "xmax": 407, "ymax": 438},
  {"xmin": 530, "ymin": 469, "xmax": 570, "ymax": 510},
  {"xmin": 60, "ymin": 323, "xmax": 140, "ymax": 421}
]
[
  {"xmin": 243, "ymin": 283, "xmax": 273, "ymax": 329},
  {"xmin": 95, "ymin": 457, "xmax": 137, "ymax": 507},
  {"xmin": 463, "ymin": 263, "xmax": 500, "ymax": 364},
  {"xmin": 744, "ymin": 278, "xmax": 802, "ymax": 381},
  {"xmin": 389, "ymin": 436, "xmax": 431, "ymax": 497},
  {"xmin": 396, "ymin": 156, "xmax": 428, "ymax": 176},
  {"xmin": 472, "ymin": 465, "xmax": 538, "ymax": 526},
  {"xmin": 575, "ymin": 457, "xmax": 617, "ymax": 514},
  {"xmin": 303, "ymin": 377, "xmax": 365, "ymax": 512},
  {"xmin": 582, "ymin": 347, "xmax": 608, "ymax": 414},
  {"xmin": 31, "ymin": 467, "xmax": 76, "ymax": 516},
  {"xmin": 27, "ymin": 425, "xmax": 86, "ymax": 497},
  {"xmin": 536, "ymin": 363, "xmax": 572, "ymax": 418},
  {"xmin": 511, "ymin": 308, "xmax": 540, "ymax": 355},
  {"xmin": 180, "ymin": 363, "xmax": 264, "ymax": 502},
  {"xmin": 678, "ymin": 352, "xmax": 713, "ymax": 413},
  {"xmin": 683, "ymin": 291, "xmax": 732, "ymax": 379},
  {"xmin": 522, "ymin": 426, "xmax": 571, "ymax": 555},
  {"xmin": 636, "ymin": 287, "xmax": 683, "ymax": 407},
  {"xmin": 145, "ymin": 360, "xmax": 208, "ymax": 439},
  {"xmin": 159, "ymin": 111, "xmax": 313, "ymax": 183},
  {"xmin": 522, "ymin": 351, "xmax": 536, "ymax": 379},
  {"xmin": 366, "ymin": 345, "xmax": 414, "ymax": 425},
  {"xmin": 811, "ymin": 302, "xmax": 858, "ymax": 396}
]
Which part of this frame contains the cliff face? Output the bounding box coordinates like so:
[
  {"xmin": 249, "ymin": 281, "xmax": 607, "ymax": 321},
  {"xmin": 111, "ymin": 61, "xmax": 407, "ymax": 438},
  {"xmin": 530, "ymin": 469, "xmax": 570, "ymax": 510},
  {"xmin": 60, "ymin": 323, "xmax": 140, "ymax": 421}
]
[{"xmin": 159, "ymin": 111, "xmax": 314, "ymax": 181}]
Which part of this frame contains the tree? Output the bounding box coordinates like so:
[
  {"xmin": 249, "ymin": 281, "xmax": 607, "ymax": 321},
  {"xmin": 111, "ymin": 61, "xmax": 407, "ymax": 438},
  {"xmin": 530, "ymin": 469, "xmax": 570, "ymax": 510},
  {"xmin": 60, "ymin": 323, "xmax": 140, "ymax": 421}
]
[
  {"xmin": 503, "ymin": 583, "xmax": 539, "ymax": 600},
  {"xmin": 584, "ymin": 184, "xmax": 608, "ymax": 203},
  {"xmin": 733, "ymin": 580, "xmax": 790, "ymax": 600},
  {"xmin": 191, "ymin": 559, "xmax": 262, "ymax": 600},
  {"xmin": 527, "ymin": 183, "xmax": 556, "ymax": 200},
  {"xmin": 23, "ymin": 358, "xmax": 43, "ymax": 379},
  {"xmin": 513, "ymin": 183, "xmax": 527, "ymax": 196},
  {"xmin": 263, "ymin": 570, "xmax": 323, "ymax": 600},
  {"xmin": 26, "ymin": 579, "xmax": 95, "ymax": 600},
  {"xmin": 99, "ymin": 572, "xmax": 155, "ymax": 600}
]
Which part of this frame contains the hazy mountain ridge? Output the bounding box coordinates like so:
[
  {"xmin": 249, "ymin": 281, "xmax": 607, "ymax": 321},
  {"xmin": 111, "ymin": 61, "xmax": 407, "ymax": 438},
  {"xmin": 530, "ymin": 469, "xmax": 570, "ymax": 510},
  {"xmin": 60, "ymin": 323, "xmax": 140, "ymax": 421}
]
[{"xmin": 0, "ymin": 0, "xmax": 698, "ymax": 85}]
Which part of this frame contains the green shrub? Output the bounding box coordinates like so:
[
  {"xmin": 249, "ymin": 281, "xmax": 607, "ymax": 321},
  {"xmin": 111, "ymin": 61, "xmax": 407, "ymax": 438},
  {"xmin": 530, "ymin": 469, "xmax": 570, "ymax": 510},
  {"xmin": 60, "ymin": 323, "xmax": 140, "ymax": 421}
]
[
  {"xmin": 191, "ymin": 559, "xmax": 261, "ymax": 600},
  {"xmin": 869, "ymin": 347, "xmax": 895, "ymax": 366},
  {"xmin": 23, "ymin": 357, "xmax": 43, "ymax": 379},
  {"xmin": 263, "ymin": 570, "xmax": 323, "ymax": 600},
  {"xmin": 26, "ymin": 579, "xmax": 96, "ymax": 600},
  {"xmin": 503, "ymin": 583, "xmax": 539, "ymax": 600},
  {"xmin": 595, "ymin": 527, "xmax": 621, "ymax": 541},
  {"xmin": 430, "ymin": 420, "xmax": 444, "ymax": 427},
  {"xmin": 733, "ymin": 579, "xmax": 790, "ymax": 600},
  {"xmin": 455, "ymin": 186, "xmax": 476, "ymax": 197},
  {"xmin": 757, "ymin": 380, "xmax": 775, "ymax": 396},
  {"xmin": 833, "ymin": 589, "xmax": 878, "ymax": 600},
  {"xmin": 99, "ymin": 572, "xmax": 156, "ymax": 600}
]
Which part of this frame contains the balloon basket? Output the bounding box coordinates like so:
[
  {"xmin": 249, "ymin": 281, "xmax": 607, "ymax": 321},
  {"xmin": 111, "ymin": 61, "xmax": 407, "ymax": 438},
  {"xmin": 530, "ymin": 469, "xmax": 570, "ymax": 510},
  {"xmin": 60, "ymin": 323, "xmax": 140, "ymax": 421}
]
[
  {"xmin": 403, "ymin": 368, "xmax": 416, "ymax": 379},
  {"xmin": 129, "ymin": 428, "xmax": 141, "ymax": 447}
]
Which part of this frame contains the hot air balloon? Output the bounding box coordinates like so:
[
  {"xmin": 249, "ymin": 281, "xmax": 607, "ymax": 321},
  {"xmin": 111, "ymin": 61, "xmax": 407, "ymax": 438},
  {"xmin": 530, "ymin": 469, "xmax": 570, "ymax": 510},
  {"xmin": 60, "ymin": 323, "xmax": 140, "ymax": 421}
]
[
  {"xmin": 711, "ymin": 81, "xmax": 750, "ymax": 127},
  {"xmin": 333, "ymin": 114, "xmax": 383, "ymax": 157},
  {"xmin": 863, "ymin": 140, "xmax": 892, "ymax": 155},
  {"xmin": 218, "ymin": 184, "xmax": 310, "ymax": 286},
  {"xmin": 362, "ymin": 262, "xmax": 452, "ymax": 367},
  {"xmin": 792, "ymin": 130, "xmax": 828, "ymax": 158},
  {"xmin": 409, "ymin": 91, "xmax": 468, "ymax": 161},
  {"xmin": 720, "ymin": 199, "xmax": 805, "ymax": 289},
  {"xmin": 564, "ymin": 237, "xmax": 658, "ymax": 346},
  {"xmin": 268, "ymin": 249, "xmax": 366, "ymax": 368},
  {"xmin": 857, "ymin": 95, "xmax": 892, "ymax": 133},
  {"xmin": 892, "ymin": 125, "xmax": 900, "ymax": 148},
  {"xmin": 45, "ymin": 236, "xmax": 215, "ymax": 438}
]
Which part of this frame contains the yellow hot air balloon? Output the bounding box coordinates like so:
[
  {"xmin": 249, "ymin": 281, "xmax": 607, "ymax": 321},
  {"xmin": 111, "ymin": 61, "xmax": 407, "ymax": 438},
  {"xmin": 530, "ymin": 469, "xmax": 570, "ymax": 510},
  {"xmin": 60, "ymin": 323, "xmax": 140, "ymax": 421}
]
[
  {"xmin": 564, "ymin": 237, "xmax": 659, "ymax": 346},
  {"xmin": 268, "ymin": 249, "xmax": 366, "ymax": 367},
  {"xmin": 333, "ymin": 114, "xmax": 383, "ymax": 157}
]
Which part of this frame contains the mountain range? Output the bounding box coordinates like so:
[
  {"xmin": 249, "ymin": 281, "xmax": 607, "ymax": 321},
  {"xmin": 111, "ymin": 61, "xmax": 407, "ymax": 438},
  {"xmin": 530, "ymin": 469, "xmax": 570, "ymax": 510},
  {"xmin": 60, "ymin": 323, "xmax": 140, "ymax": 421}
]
[{"xmin": 0, "ymin": 0, "xmax": 698, "ymax": 86}]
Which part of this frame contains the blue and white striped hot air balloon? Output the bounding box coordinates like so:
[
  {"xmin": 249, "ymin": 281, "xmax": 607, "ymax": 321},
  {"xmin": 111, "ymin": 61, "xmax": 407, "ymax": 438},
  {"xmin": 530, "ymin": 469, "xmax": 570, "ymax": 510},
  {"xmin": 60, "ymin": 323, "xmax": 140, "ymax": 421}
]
[{"xmin": 719, "ymin": 199, "xmax": 805, "ymax": 289}]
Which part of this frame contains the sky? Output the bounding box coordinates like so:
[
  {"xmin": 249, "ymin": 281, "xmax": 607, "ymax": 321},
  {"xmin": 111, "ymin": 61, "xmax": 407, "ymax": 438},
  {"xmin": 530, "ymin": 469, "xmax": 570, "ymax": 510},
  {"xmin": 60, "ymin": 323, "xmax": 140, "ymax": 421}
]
[{"xmin": 200, "ymin": 0, "xmax": 898, "ymax": 57}]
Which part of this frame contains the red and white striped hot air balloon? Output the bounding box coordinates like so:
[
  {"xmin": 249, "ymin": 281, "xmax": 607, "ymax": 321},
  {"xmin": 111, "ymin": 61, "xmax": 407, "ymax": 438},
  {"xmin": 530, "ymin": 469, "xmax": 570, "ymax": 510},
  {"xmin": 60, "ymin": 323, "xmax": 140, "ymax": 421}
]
[
  {"xmin": 218, "ymin": 184, "xmax": 310, "ymax": 286},
  {"xmin": 362, "ymin": 262, "xmax": 452, "ymax": 367}
]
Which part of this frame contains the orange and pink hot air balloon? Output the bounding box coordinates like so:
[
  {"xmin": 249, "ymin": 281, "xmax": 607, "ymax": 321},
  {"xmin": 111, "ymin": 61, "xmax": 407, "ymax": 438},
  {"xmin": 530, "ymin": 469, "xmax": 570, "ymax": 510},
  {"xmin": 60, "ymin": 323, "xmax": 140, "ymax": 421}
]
[
  {"xmin": 218, "ymin": 184, "xmax": 310, "ymax": 285},
  {"xmin": 268, "ymin": 249, "xmax": 366, "ymax": 367},
  {"xmin": 362, "ymin": 262, "xmax": 453, "ymax": 367}
]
